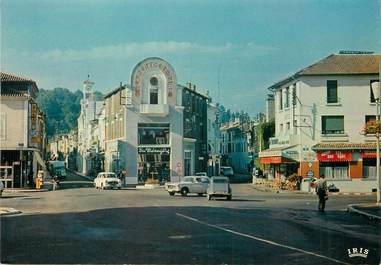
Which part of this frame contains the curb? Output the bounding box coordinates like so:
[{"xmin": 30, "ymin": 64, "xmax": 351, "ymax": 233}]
[
  {"xmin": 3, "ymin": 188, "xmax": 48, "ymax": 193},
  {"xmin": 347, "ymin": 204, "xmax": 381, "ymax": 221},
  {"xmin": 0, "ymin": 207, "xmax": 22, "ymax": 216}
]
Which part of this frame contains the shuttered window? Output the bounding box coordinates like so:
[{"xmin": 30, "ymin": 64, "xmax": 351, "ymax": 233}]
[
  {"xmin": 0, "ymin": 113, "xmax": 6, "ymax": 140},
  {"xmin": 322, "ymin": 116, "xmax": 344, "ymax": 134}
]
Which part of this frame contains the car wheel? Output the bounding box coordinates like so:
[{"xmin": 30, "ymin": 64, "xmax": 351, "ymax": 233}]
[
  {"xmin": 207, "ymin": 194, "xmax": 212, "ymax": 200},
  {"xmin": 227, "ymin": 195, "xmax": 232, "ymax": 201},
  {"xmin": 169, "ymin": 192, "xmax": 175, "ymax": 196},
  {"xmin": 118, "ymin": 187, "xmax": 121, "ymax": 190},
  {"xmin": 181, "ymin": 187, "xmax": 189, "ymax": 196},
  {"xmin": 101, "ymin": 183, "xmax": 104, "ymax": 190},
  {"xmin": 198, "ymin": 193, "xmax": 203, "ymax": 197}
]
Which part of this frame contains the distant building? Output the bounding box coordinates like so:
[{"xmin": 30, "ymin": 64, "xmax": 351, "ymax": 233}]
[
  {"xmin": 207, "ymin": 102, "xmax": 221, "ymax": 176},
  {"xmin": 259, "ymin": 53, "xmax": 381, "ymax": 192},
  {"xmin": 265, "ymin": 94, "xmax": 275, "ymax": 122},
  {"xmin": 77, "ymin": 77, "xmax": 103, "ymax": 175},
  {"xmin": 0, "ymin": 72, "xmax": 46, "ymax": 188}
]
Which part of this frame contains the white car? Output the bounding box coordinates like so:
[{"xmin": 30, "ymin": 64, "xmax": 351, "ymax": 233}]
[
  {"xmin": 94, "ymin": 172, "xmax": 122, "ymax": 190},
  {"xmin": 165, "ymin": 176, "xmax": 210, "ymax": 196},
  {"xmin": 207, "ymin": 176, "xmax": 232, "ymax": 200}
]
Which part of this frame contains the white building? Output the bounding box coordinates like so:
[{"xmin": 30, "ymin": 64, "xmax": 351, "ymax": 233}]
[
  {"xmin": 77, "ymin": 77, "xmax": 103, "ymax": 175},
  {"xmin": 207, "ymin": 103, "xmax": 221, "ymax": 176},
  {"xmin": 259, "ymin": 52, "xmax": 381, "ymax": 192}
]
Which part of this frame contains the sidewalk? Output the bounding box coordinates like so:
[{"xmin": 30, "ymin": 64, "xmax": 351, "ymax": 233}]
[
  {"xmin": 2, "ymin": 187, "xmax": 48, "ymax": 193},
  {"xmin": 347, "ymin": 203, "xmax": 381, "ymax": 221}
]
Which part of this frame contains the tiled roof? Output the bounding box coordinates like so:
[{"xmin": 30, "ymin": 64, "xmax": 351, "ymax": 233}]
[
  {"xmin": 268, "ymin": 53, "xmax": 381, "ymax": 90},
  {"xmin": 1, "ymin": 72, "xmax": 35, "ymax": 82},
  {"xmin": 312, "ymin": 143, "xmax": 376, "ymax": 151},
  {"xmin": 297, "ymin": 54, "xmax": 381, "ymax": 76}
]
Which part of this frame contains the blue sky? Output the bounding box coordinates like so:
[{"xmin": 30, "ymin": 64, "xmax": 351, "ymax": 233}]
[{"xmin": 2, "ymin": 0, "xmax": 380, "ymax": 115}]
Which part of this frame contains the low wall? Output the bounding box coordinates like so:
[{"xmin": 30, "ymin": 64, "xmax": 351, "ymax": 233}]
[{"xmin": 327, "ymin": 179, "xmax": 377, "ymax": 193}]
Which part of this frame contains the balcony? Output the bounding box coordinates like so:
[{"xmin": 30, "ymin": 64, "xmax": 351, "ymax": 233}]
[{"xmin": 140, "ymin": 104, "xmax": 169, "ymax": 117}]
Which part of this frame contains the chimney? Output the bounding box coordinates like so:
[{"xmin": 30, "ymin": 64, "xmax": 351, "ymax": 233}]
[{"xmin": 193, "ymin": 85, "xmax": 196, "ymax": 91}]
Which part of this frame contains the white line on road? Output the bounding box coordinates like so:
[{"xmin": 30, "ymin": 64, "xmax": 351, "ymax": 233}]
[{"xmin": 176, "ymin": 212, "xmax": 348, "ymax": 265}]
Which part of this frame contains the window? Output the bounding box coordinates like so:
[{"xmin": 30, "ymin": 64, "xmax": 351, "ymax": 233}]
[
  {"xmin": 0, "ymin": 113, "xmax": 6, "ymax": 140},
  {"xmin": 370, "ymin": 80, "xmax": 379, "ymax": 103},
  {"xmin": 138, "ymin": 123, "xmax": 170, "ymax": 145},
  {"xmin": 320, "ymin": 162, "xmax": 349, "ymax": 180},
  {"xmin": 279, "ymin": 90, "xmax": 283, "ymax": 110},
  {"xmin": 327, "ymin": 80, "xmax": 338, "ymax": 103},
  {"xmin": 365, "ymin": 115, "xmax": 376, "ymax": 124},
  {"xmin": 286, "ymin": 122, "xmax": 290, "ymax": 131},
  {"xmin": 150, "ymin": 88, "xmax": 158, "ymax": 104},
  {"xmin": 322, "ymin": 116, "xmax": 344, "ymax": 134},
  {"xmin": 285, "ymin": 87, "xmax": 290, "ymax": 108},
  {"xmin": 292, "ymin": 85, "xmax": 297, "ymax": 106},
  {"xmin": 279, "ymin": 123, "xmax": 283, "ymax": 133}
]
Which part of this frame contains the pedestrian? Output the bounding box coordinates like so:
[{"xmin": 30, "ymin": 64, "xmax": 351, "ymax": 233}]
[
  {"xmin": 315, "ymin": 174, "xmax": 328, "ymax": 212},
  {"xmin": 52, "ymin": 175, "xmax": 60, "ymax": 191}
]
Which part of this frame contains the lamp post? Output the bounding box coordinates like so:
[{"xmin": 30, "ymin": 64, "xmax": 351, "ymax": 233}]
[{"xmin": 371, "ymin": 81, "xmax": 381, "ymax": 203}]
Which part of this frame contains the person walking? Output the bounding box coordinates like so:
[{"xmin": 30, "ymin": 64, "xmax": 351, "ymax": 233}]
[{"xmin": 315, "ymin": 174, "xmax": 328, "ymax": 212}]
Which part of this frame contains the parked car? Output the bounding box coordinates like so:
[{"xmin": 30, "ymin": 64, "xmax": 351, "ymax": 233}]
[
  {"xmin": 165, "ymin": 176, "xmax": 210, "ymax": 196},
  {"xmin": 94, "ymin": 172, "xmax": 122, "ymax": 190},
  {"xmin": 196, "ymin": 172, "xmax": 208, "ymax": 177},
  {"xmin": 0, "ymin": 181, "xmax": 4, "ymax": 197},
  {"xmin": 207, "ymin": 176, "xmax": 232, "ymax": 201}
]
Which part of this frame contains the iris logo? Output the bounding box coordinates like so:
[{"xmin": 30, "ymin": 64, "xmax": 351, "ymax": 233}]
[{"xmin": 347, "ymin": 248, "xmax": 369, "ymax": 258}]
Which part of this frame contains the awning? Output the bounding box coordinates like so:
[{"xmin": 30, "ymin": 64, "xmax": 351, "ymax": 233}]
[
  {"xmin": 33, "ymin": 151, "xmax": 46, "ymax": 170},
  {"xmin": 362, "ymin": 152, "xmax": 376, "ymax": 158},
  {"xmin": 259, "ymin": 145, "xmax": 299, "ymax": 164},
  {"xmin": 317, "ymin": 151, "xmax": 352, "ymax": 162}
]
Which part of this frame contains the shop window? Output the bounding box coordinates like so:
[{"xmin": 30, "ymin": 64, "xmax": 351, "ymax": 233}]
[
  {"xmin": 138, "ymin": 123, "xmax": 170, "ymax": 145},
  {"xmin": 322, "ymin": 116, "xmax": 344, "ymax": 134},
  {"xmin": 319, "ymin": 162, "xmax": 349, "ymax": 180},
  {"xmin": 327, "ymin": 80, "xmax": 338, "ymax": 103},
  {"xmin": 363, "ymin": 158, "xmax": 376, "ymax": 179}
]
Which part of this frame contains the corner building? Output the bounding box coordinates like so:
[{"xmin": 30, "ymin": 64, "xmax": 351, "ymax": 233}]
[{"xmin": 124, "ymin": 57, "xmax": 184, "ymax": 184}]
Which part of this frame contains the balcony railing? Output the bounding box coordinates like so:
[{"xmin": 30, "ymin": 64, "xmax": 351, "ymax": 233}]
[{"xmin": 140, "ymin": 104, "xmax": 169, "ymax": 117}]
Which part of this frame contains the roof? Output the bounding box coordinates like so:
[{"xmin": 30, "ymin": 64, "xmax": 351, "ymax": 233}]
[
  {"xmin": 1, "ymin": 72, "xmax": 39, "ymax": 94},
  {"xmin": 312, "ymin": 143, "xmax": 376, "ymax": 151},
  {"xmin": 269, "ymin": 53, "xmax": 381, "ymax": 90}
]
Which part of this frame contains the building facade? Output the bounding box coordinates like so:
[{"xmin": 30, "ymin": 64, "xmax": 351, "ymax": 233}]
[
  {"xmin": 259, "ymin": 53, "xmax": 381, "ymax": 192},
  {"xmin": 0, "ymin": 72, "xmax": 46, "ymax": 188}
]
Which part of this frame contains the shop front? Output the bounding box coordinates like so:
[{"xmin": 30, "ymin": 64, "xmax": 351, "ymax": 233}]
[
  {"xmin": 138, "ymin": 146, "xmax": 170, "ymax": 183},
  {"xmin": 312, "ymin": 143, "xmax": 378, "ymax": 193},
  {"xmin": 259, "ymin": 147, "xmax": 299, "ymax": 180}
]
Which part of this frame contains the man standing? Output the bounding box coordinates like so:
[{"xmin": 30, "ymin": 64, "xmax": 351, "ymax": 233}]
[{"xmin": 315, "ymin": 174, "xmax": 328, "ymax": 212}]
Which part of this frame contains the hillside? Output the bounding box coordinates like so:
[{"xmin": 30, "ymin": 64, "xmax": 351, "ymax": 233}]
[{"xmin": 36, "ymin": 88, "xmax": 103, "ymax": 138}]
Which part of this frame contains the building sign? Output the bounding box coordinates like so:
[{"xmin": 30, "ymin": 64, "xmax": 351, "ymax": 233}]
[
  {"xmin": 260, "ymin": 156, "xmax": 282, "ymax": 164},
  {"xmin": 317, "ymin": 151, "xmax": 352, "ymax": 162},
  {"xmin": 362, "ymin": 152, "xmax": 376, "ymax": 158},
  {"xmin": 131, "ymin": 58, "xmax": 177, "ymax": 98},
  {"xmin": 138, "ymin": 146, "xmax": 170, "ymax": 154}
]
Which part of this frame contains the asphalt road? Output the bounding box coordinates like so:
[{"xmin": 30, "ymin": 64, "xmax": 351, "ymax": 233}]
[{"xmin": 1, "ymin": 172, "xmax": 380, "ymax": 264}]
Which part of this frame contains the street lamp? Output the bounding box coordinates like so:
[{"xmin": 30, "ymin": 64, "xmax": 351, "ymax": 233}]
[{"xmin": 371, "ymin": 81, "xmax": 381, "ymax": 203}]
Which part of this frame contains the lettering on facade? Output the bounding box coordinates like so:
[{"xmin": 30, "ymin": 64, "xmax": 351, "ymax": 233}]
[
  {"xmin": 132, "ymin": 59, "xmax": 175, "ymax": 98},
  {"xmin": 138, "ymin": 146, "xmax": 170, "ymax": 154}
]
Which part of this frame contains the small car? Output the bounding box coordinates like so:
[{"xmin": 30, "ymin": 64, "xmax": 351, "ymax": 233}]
[
  {"xmin": 196, "ymin": 172, "xmax": 208, "ymax": 177},
  {"xmin": 207, "ymin": 176, "xmax": 232, "ymax": 201},
  {"xmin": 165, "ymin": 176, "xmax": 210, "ymax": 196},
  {"xmin": 94, "ymin": 172, "xmax": 122, "ymax": 190}
]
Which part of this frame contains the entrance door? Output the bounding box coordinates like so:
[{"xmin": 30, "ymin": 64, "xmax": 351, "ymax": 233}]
[
  {"xmin": 138, "ymin": 152, "xmax": 170, "ymax": 183},
  {"xmin": 184, "ymin": 151, "xmax": 192, "ymax": 176}
]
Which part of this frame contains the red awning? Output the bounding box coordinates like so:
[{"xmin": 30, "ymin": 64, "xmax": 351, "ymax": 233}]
[
  {"xmin": 362, "ymin": 152, "xmax": 376, "ymax": 158},
  {"xmin": 317, "ymin": 151, "xmax": 352, "ymax": 162},
  {"xmin": 260, "ymin": 156, "xmax": 297, "ymax": 164}
]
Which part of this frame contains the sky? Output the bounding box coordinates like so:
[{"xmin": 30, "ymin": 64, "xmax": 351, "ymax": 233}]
[{"xmin": 1, "ymin": 0, "xmax": 380, "ymax": 115}]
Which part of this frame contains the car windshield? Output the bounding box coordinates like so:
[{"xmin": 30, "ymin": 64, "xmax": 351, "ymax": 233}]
[
  {"xmin": 223, "ymin": 168, "xmax": 233, "ymax": 175},
  {"xmin": 214, "ymin": 179, "xmax": 228, "ymax": 184},
  {"xmin": 100, "ymin": 174, "xmax": 116, "ymax": 178},
  {"xmin": 182, "ymin": 177, "xmax": 193, "ymax": 182},
  {"xmin": 196, "ymin": 173, "xmax": 206, "ymax": 176}
]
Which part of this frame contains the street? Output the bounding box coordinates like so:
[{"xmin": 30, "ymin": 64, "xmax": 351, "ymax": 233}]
[{"xmin": 1, "ymin": 172, "xmax": 380, "ymax": 265}]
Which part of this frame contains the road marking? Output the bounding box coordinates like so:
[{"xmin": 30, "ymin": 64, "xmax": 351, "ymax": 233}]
[{"xmin": 176, "ymin": 212, "xmax": 348, "ymax": 265}]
